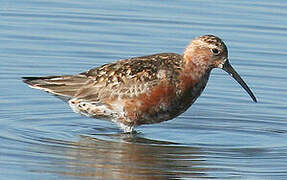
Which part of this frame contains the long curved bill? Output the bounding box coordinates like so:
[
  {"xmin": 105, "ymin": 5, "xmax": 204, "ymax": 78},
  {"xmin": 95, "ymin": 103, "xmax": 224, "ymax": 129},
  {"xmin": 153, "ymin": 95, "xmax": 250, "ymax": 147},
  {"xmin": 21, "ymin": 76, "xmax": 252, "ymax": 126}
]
[{"xmin": 222, "ymin": 59, "xmax": 257, "ymax": 102}]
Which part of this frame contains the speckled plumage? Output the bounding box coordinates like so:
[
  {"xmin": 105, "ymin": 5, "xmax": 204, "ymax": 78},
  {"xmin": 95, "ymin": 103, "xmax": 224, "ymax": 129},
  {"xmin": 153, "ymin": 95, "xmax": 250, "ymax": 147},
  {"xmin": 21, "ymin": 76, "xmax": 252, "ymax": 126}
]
[{"xmin": 23, "ymin": 35, "xmax": 257, "ymax": 132}]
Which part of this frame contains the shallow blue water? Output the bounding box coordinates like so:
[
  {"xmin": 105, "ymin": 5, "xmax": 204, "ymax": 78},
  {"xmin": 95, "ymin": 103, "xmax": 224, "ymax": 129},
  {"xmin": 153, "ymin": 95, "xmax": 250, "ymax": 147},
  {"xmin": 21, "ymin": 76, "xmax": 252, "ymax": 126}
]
[{"xmin": 1, "ymin": 0, "xmax": 287, "ymax": 179}]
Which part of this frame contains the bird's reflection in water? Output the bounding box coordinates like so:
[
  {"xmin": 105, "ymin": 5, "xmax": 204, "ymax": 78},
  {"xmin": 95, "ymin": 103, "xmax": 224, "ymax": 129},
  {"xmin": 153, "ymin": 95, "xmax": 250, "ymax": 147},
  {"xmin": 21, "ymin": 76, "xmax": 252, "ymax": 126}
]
[{"xmin": 42, "ymin": 133, "xmax": 211, "ymax": 179}]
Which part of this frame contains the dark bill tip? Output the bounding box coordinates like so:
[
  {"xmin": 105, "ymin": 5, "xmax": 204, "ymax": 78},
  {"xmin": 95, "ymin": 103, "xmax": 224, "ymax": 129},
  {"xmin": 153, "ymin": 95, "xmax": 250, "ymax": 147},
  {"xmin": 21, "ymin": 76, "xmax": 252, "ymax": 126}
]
[{"xmin": 222, "ymin": 60, "xmax": 257, "ymax": 103}]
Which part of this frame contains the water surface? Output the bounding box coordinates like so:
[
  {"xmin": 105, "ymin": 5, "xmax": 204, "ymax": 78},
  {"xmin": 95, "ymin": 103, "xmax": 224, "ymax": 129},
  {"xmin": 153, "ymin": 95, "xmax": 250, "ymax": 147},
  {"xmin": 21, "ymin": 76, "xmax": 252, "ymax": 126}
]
[{"xmin": 1, "ymin": 0, "xmax": 287, "ymax": 179}]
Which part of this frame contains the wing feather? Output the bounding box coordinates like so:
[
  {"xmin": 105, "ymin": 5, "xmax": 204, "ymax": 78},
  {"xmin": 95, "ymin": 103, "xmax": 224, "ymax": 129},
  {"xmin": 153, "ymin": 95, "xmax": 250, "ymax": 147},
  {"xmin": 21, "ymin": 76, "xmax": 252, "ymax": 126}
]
[{"xmin": 74, "ymin": 53, "xmax": 183, "ymax": 103}]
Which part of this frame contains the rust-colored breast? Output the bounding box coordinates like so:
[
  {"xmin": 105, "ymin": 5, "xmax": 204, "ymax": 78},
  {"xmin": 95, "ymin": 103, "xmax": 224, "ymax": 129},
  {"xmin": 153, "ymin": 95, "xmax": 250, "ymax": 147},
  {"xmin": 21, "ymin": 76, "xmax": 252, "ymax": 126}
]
[{"xmin": 124, "ymin": 81, "xmax": 176, "ymax": 126}]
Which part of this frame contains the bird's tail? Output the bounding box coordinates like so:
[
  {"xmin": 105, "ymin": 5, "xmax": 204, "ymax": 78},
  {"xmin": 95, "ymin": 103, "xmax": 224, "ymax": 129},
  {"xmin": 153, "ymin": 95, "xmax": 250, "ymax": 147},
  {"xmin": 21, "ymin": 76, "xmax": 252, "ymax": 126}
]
[{"xmin": 22, "ymin": 75, "xmax": 88, "ymax": 99}]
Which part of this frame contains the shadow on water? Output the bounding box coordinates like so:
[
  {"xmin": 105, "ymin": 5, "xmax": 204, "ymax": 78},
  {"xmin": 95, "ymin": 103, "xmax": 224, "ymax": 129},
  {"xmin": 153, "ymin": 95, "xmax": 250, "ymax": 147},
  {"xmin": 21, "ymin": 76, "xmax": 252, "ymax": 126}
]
[{"xmin": 30, "ymin": 134, "xmax": 213, "ymax": 179}]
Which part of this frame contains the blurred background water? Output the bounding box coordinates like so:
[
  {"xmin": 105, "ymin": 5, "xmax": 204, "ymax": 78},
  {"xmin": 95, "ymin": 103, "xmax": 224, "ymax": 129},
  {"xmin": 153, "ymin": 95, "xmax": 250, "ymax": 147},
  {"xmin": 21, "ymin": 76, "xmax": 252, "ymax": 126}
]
[{"xmin": 1, "ymin": 0, "xmax": 287, "ymax": 179}]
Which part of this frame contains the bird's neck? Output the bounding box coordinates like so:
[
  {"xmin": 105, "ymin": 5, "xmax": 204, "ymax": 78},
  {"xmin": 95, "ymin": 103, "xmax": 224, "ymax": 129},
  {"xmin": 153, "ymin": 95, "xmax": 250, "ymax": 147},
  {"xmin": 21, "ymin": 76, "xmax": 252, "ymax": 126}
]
[
  {"xmin": 171, "ymin": 55, "xmax": 211, "ymax": 116},
  {"xmin": 180, "ymin": 53, "xmax": 211, "ymax": 90}
]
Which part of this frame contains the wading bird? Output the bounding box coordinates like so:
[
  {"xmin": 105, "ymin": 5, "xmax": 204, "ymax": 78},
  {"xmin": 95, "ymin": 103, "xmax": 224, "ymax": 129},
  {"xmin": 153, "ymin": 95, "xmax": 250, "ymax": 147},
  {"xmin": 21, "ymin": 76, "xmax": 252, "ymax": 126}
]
[{"xmin": 23, "ymin": 35, "xmax": 257, "ymax": 132}]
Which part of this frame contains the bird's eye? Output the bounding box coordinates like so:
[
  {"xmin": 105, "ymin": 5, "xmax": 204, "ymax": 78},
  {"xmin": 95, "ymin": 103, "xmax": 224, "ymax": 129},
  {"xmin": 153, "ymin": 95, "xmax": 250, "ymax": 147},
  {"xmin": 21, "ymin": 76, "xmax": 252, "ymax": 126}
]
[{"xmin": 211, "ymin": 48, "xmax": 220, "ymax": 55}]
